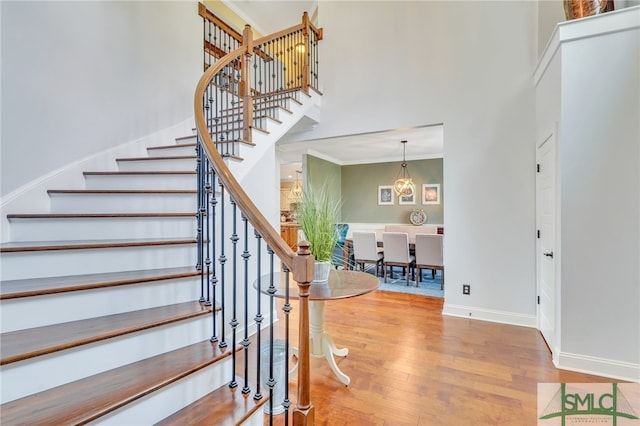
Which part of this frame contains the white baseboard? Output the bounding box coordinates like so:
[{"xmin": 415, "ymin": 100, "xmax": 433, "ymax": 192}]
[
  {"xmin": 442, "ymin": 302, "xmax": 537, "ymax": 328},
  {"xmin": 557, "ymin": 351, "xmax": 640, "ymax": 383}
]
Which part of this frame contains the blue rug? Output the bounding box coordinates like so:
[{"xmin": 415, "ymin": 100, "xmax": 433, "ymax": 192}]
[{"xmin": 357, "ymin": 265, "xmax": 444, "ymax": 298}]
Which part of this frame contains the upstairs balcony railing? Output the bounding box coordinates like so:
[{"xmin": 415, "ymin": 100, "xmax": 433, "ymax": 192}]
[{"xmin": 194, "ymin": 5, "xmax": 322, "ymax": 425}]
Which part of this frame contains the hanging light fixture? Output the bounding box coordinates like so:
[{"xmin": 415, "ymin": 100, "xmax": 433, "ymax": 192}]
[
  {"xmin": 290, "ymin": 170, "xmax": 303, "ymax": 199},
  {"xmin": 393, "ymin": 140, "xmax": 415, "ymax": 197}
]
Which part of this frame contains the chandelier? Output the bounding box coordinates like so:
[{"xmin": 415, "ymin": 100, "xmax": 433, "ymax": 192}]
[
  {"xmin": 393, "ymin": 140, "xmax": 415, "ymax": 197},
  {"xmin": 290, "ymin": 170, "xmax": 303, "ymax": 199}
]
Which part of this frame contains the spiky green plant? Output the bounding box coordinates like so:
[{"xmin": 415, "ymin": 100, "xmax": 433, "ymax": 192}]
[{"xmin": 297, "ymin": 185, "xmax": 340, "ymax": 262}]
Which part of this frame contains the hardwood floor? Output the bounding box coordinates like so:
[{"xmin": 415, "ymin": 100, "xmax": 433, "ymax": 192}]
[{"xmin": 270, "ymin": 290, "xmax": 615, "ymax": 426}]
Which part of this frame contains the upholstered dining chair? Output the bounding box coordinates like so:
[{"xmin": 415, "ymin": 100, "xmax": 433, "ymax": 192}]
[
  {"xmin": 414, "ymin": 233, "xmax": 444, "ymax": 289},
  {"xmin": 382, "ymin": 232, "xmax": 415, "ymax": 285},
  {"xmin": 352, "ymin": 231, "xmax": 384, "ymax": 276}
]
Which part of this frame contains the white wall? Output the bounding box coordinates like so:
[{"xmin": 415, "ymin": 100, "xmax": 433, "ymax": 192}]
[
  {"xmin": 559, "ymin": 10, "xmax": 640, "ymax": 376},
  {"xmin": 296, "ymin": 1, "xmax": 538, "ymax": 325},
  {"xmin": 535, "ymin": 7, "xmax": 640, "ymax": 380},
  {"xmin": 1, "ymin": 1, "xmax": 202, "ymax": 197}
]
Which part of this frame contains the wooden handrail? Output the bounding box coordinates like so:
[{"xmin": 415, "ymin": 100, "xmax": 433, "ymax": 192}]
[
  {"xmin": 198, "ymin": 3, "xmax": 242, "ymax": 43},
  {"xmin": 193, "ymin": 50, "xmax": 295, "ymax": 269},
  {"xmin": 194, "ymin": 12, "xmax": 319, "ymax": 425}
]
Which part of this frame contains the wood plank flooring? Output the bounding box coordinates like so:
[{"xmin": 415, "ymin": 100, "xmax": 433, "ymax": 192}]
[{"xmin": 268, "ymin": 290, "xmax": 618, "ymax": 426}]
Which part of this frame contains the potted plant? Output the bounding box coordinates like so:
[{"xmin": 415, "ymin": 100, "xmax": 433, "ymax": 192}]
[{"xmin": 297, "ymin": 183, "xmax": 341, "ymax": 282}]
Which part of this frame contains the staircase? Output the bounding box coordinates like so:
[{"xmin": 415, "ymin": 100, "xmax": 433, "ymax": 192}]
[{"xmin": 0, "ymin": 88, "xmax": 321, "ymax": 424}]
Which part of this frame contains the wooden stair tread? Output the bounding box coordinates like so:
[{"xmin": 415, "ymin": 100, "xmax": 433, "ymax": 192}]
[
  {"xmin": 116, "ymin": 155, "xmax": 196, "ymax": 161},
  {"xmin": 47, "ymin": 189, "xmax": 197, "ymax": 194},
  {"xmin": 0, "ymin": 340, "xmax": 234, "ymax": 425},
  {"xmin": 156, "ymin": 376, "xmax": 267, "ymax": 426},
  {"xmin": 83, "ymin": 171, "xmax": 196, "ymax": 176},
  {"xmin": 0, "ymin": 237, "xmax": 198, "ymax": 253},
  {"xmin": 148, "ymin": 142, "xmax": 196, "ymax": 150},
  {"xmin": 6, "ymin": 212, "xmax": 196, "ymax": 219},
  {"xmin": 0, "ymin": 266, "xmax": 202, "ymax": 299},
  {"xmin": 0, "ymin": 301, "xmax": 213, "ymax": 365}
]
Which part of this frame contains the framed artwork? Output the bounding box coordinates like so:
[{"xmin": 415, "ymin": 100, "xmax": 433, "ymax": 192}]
[
  {"xmin": 399, "ymin": 192, "xmax": 415, "ymax": 205},
  {"xmin": 378, "ymin": 185, "xmax": 394, "ymax": 205},
  {"xmin": 422, "ymin": 184, "xmax": 440, "ymax": 205}
]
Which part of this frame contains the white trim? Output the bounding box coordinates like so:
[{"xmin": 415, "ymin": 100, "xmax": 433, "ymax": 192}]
[
  {"xmin": 557, "ymin": 351, "xmax": 640, "ymax": 383},
  {"xmin": 534, "ymin": 5, "xmax": 640, "ymax": 85},
  {"xmin": 442, "ymin": 303, "xmax": 537, "ymax": 328}
]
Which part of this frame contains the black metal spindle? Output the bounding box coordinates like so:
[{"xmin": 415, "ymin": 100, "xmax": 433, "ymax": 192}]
[
  {"xmin": 196, "ymin": 129, "xmax": 206, "ymax": 304},
  {"xmin": 241, "ymin": 213, "xmax": 251, "ymax": 395},
  {"xmin": 228, "ymin": 198, "xmax": 239, "ymax": 389},
  {"xmin": 204, "ymin": 160, "xmax": 212, "ymax": 306},
  {"xmin": 218, "ymin": 178, "xmax": 227, "ymax": 350},
  {"xmin": 210, "ymin": 168, "xmax": 219, "ymax": 343},
  {"xmin": 253, "ymin": 230, "xmax": 264, "ymax": 401},
  {"xmin": 282, "ymin": 264, "xmax": 292, "ymax": 422},
  {"xmin": 266, "ymin": 246, "xmax": 276, "ymax": 421}
]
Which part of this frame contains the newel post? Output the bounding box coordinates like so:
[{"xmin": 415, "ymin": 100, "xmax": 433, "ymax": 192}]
[
  {"xmin": 292, "ymin": 240, "xmax": 315, "ymax": 425},
  {"xmin": 241, "ymin": 24, "xmax": 254, "ymax": 144},
  {"xmin": 301, "ymin": 12, "xmax": 310, "ymax": 95}
]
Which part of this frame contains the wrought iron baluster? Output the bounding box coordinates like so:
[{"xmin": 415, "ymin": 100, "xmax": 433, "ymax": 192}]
[
  {"xmin": 266, "ymin": 246, "xmax": 276, "ymax": 420},
  {"xmin": 241, "ymin": 213, "xmax": 251, "ymax": 395},
  {"xmin": 282, "ymin": 264, "xmax": 292, "ymax": 421},
  {"xmin": 253, "ymin": 229, "xmax": 264, "ymax": 401},
  {"xmin": 210, "ymin": 169, "xmax": 219, "ymax": 343},
  {"xmin": 195, "ymin": 135, "xmax": 203, "ymax": 276},
  {"xmin": 228, "ymin": 198, "xmax": 239, "ymax": 389},
  {"xmin": 203, "ymin": 160, "xmax": 212, "ymax": 307},
  {"xmin": 217, "ymin": 177, "xmax": 227, "ymax": 350}
]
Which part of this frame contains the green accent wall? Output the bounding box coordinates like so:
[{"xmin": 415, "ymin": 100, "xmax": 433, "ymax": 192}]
[
  {"xmin": 304, "ymin": 155, "xmax": 443, "ymax": 225},
  {"xmin": 305, "ymin": 155, "xmax": 343, "ymax": 220}
]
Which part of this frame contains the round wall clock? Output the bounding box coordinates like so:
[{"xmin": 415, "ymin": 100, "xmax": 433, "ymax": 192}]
[{"xmin": 409, "ymin": 209, "xmax": 427, "ymax": 226}]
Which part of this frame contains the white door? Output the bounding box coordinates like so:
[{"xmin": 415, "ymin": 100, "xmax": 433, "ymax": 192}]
[{"xmin": 536, "ymin": 132, "xmax": 556, "ymax": 355}]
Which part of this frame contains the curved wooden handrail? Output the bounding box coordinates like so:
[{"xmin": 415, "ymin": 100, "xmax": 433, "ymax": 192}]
[
  {"xmin": 193, "ymin": 47, "xmax": 296, "ymax": 269},
  {"xmin": 194, "ymin": 16, "xmax": 318, "ymax": 424},
  {"xmin": 252, "ymin": 14, "xmax": 321, "ymax": 48}
]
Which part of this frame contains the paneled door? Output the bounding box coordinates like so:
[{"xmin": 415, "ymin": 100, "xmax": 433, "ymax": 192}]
[{"xmin": 536, "ymin": 130, "xmax": 557, "ymax": 357}]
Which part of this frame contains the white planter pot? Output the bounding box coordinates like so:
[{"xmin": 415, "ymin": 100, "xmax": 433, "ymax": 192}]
[{"xmin": 313, "ymin": 261, "xmax": 331, "ymax": 283}]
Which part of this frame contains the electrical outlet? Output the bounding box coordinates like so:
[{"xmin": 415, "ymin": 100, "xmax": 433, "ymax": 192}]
[{"xmin": 462, "ymin": 284, "xmax": 470, "ymax": 295}]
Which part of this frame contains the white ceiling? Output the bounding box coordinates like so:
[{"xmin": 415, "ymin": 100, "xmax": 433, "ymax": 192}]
[
  {"xmin": 223, "ymin": 0, "xmax": 318, "ymax": 35},
  {"xmin": 277, "ymin": 124, "xmax": 444, "ymax": 182}
]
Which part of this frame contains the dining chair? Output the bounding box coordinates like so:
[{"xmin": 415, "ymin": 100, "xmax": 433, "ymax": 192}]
[
  {"xmin": 382, "ymin": 232, "xmax": 415, "ymax": 285},
  {"xmin": 352, "ymin": 231, "xmax": 384, "ymax": 276},
  {"xmin": 414, "ymin": 233, "xmax": 444, "ymax": 289}
]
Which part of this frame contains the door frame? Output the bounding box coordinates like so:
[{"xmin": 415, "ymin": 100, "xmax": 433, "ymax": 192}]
[{"xmin": 536, "ymin": 125, "xmax": 559, "ymax": 365}]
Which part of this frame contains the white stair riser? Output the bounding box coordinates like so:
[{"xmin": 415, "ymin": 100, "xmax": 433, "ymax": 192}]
[
  {"xmin": 0, "ymin": 244, "xmax": 197, "ymax": 280},
  {"xmin": 84, "ymin": 174, "xmax": 196, "ymax": 190},
  {"xmin": 117, "ymin": 158, "xmax": 195, "ymax": 172},
  {"xmin": 49, "ymin": 193, "xmax": 197, "ymax": 213},
  {"xmin": 1, "ymin": 276, "xmax": 204, "ymax": 333},
  {"xmin": 9, "ymin": 216, "xmax": 196, "ymax": 241},
  {"xmin": 147, "ymin": 145, "xmax": 196, "ymax": 157},
  {"xmin": 0, "ymin": 316, "xmax": 214, "ymax": 404},
  {"xmin": 94, "ymin": 356, "xmax": 234, "ymax": 426},
  {"xmin": 176, "ymin": 135, "xmax": 196, "ymax": 145}
]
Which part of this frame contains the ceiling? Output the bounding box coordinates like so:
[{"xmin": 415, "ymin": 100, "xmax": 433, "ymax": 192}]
[{"xmin": 223, "ymin": 0, "xmax": 318, "ymax": 35}]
